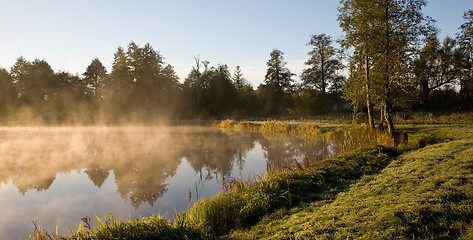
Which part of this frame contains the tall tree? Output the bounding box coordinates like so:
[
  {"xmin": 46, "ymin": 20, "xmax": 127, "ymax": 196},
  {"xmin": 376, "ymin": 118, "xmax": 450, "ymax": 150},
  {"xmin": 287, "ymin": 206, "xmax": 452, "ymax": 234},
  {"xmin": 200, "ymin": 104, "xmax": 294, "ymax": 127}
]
[
  {"xmin": 232, "ymin": 65, "xmax": 249, "ymax": 90},
  {"xmin": 108, "ymin": 42, "xmax": 180, "ymax": 120},
  {"xmin": 10, "ymin": 56, "xmax": 31, "ymax": 97},
  {"xmin": 338, "ymin": 0, "xmax": 381, "ymax": 129},
  {"xmin": 413, "ymin": 35, "xmax": 460, "ymax": 99},
  {"xmin": 183, "ymin": 61, "xmax": 237, "ymax": 117},
  {"xmin": 111, "ymin": 46, "xmax": 131, "ymax": 84},
  {"xmin": 339, "ymin": 0, "xmax": 434, "ymax": 137},
  {"xmin": 265, "ymin": 49, "xmax": 294, "ymax": 91},
  {"xmin": 263, "ymin": 49, "xmax": 295, "ymax": 115},
  {"xmin": 301, "ymin": 34, "xmax": 343, "ymax": 94},
  {"xmin": 83, "ymin": 58, "xmax": 107, "ymax": 98},
  {"xmin": 457, "ymin": 10, "xmax": 473, "ymax": 108},
  {"xmin": 13, "ymin": 58, "xmax": 55, "ymax": 104},
  {"xmin": 0, "ymin": 67, "xmax": 15, "ymax": 117}
]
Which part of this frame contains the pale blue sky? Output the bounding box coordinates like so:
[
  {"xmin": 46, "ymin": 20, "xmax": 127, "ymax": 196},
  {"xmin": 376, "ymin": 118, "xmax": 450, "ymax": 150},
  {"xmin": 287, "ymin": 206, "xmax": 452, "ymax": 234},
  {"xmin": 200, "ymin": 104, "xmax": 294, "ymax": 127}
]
[{"xmin": 0, "ymin": 0, "xmax": 471, "ymax": 86}]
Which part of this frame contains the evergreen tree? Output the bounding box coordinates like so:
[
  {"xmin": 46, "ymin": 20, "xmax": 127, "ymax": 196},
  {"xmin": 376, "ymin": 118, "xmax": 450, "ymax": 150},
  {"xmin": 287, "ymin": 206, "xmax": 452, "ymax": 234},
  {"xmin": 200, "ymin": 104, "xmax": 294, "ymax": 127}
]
[
  {"xmin": 263, "ymin": 49, "xmax": 295, "ymax": 115},
  {"xmin": 232, "ymin": 65, "xmax": 249, "ymax": 90},
  {"xmin": 301, "ymin": 34, "xmax": 343, "ymax": 94},
  {"xmin": 0, "ymin": 67, "xmax": 15, "ymax": 117},
  {"xmin": 83, "ymin": 58, "xmax": 107, "ymax": 98},
  {"xmin": 265, "ymin": 49, "xmax": 294, "ymax": 91},
  {"xmin": 108, "ymin": 42, "xmax": 180, "ymax": 122}
]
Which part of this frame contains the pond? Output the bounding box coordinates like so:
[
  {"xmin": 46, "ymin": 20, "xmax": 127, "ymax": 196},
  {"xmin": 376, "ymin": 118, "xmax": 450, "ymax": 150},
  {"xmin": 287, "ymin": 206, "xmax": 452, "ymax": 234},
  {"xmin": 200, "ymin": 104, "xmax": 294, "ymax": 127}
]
[{"xmin": 0, "ymin": 126, "xmax": 339, "ymax": 239}]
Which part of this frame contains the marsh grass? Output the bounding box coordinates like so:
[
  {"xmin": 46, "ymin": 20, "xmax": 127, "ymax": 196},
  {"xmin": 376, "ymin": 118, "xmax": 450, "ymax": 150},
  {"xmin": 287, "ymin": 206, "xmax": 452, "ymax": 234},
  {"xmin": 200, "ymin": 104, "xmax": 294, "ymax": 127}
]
[
  {"xmin": 30, "ymin": 221, "xmax": 58, "ymax": 240},
  {"xmin": 218, "ymin": 119, "xmax": 392, "ymax": 149},
  {"xmin": 327, "ymin": 125, "xmax": 394, "ymax": 153},
  {"xmin": 217, "ymin": 119, "xmax": 237, "ymax": 129}
]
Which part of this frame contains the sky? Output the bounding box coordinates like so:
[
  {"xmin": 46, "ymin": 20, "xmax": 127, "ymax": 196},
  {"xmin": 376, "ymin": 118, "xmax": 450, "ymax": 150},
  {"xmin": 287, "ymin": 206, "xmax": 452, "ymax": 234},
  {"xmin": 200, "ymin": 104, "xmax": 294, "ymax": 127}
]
[{"xmin": 0, "ymin": 0, "xmax": 471, "ymax": 87}]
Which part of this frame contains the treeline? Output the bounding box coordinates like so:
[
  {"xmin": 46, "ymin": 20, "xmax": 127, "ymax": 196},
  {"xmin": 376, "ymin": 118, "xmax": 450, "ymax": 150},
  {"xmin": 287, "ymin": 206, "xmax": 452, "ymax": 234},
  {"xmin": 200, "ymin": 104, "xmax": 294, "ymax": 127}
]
[
  {"xmin": 0, "ymin": 43, "xmax": 348, "ymax": 124},
  {"xmin": 0, "ymin": 4, "xmax": 471, "ymax": 125}
]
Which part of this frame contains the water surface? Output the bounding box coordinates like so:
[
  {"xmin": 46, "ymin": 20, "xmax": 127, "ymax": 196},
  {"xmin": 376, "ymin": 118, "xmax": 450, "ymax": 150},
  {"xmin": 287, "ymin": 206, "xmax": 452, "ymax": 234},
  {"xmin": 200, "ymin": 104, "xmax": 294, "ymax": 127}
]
[{"xmin": 0, "ymin": 126, "xmax": 337, "ymax": 239}]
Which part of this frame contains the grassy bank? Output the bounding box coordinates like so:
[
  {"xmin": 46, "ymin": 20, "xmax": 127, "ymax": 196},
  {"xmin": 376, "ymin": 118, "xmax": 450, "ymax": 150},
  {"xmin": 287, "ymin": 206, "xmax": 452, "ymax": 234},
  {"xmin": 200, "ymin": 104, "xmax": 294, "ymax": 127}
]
[
  {"xmin": 229, "ymin": 124, "xmax": 473, "ymax": 239},
  {"xmin": 188, "ymin": 145, "xmax": 399, "ymax": 238},
  {"xmin": 33, "ymin": 118, "xmax": 473, "ymax": 239}
]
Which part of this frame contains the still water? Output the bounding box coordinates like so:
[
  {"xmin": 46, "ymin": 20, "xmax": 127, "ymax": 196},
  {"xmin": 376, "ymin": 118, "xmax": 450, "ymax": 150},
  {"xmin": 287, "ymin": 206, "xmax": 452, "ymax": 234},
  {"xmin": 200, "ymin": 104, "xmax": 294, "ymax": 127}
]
[{"xmin": 0, "ymin": 126, "xmax": 337, "ymax": 239}]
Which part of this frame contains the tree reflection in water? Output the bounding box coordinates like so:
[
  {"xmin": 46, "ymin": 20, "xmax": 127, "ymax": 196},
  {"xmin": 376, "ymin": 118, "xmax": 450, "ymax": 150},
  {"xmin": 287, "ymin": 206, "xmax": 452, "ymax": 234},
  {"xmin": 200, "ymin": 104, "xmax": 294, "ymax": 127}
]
[{"xmin": 0, "ymin": 126, "xmax": 339, "ymax": 208}]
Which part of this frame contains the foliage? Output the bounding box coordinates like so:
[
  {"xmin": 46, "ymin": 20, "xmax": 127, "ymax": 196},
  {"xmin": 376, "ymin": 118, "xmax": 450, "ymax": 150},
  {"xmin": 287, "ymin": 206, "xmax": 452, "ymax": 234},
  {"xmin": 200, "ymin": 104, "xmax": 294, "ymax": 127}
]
[
  {"xmin": 0, "ymin": 67, "xmax": 15, "ymax": 117},
  {"xmin": 301, "ymin": 34, "xmax": 344, "ymax": 94},
  {"xmin": 457, "ymin": 10, "xmax": 473, "ymax": 109},
  {"xmin": 339, "ymin": 0, "xmax": 435, "ymax": 135},
  {"xmin": 258, "ymin": 49, "xmax": 296, "ymax": 115},
  {"xmin": 264, "ymin": 49, "xmax": 294, "ymax": 90},
  {"xmin": 83, "ymin": 58, "xmax": 107, "ymax": 98},
  {"xmin": 413, "ymin": 35, "xmax": 461, "ymax": 99},
  {"xmin": 182, "ymin": 60, "xmax": 239, "ymax": 118},
  {"xmin": 106, "ymin": 42, "xmax": 181, "ymax": 122}
]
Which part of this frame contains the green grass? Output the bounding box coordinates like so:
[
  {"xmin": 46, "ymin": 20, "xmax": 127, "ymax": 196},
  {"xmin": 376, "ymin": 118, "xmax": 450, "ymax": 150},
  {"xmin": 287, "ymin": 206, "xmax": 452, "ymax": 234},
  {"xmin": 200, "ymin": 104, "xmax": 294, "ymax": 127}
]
[
  {"xmin": 65, "ymin": 214, "xmax": 201, "ymax": 240},
  {"xmin": 188, "ymin": 145, "xmax": 399, "ymax": 237},
  {"xmin": 229, "ymin": 124, "xmax": 473, "ymax": 239},
  {"xmin": 394, "ymin": 112, "xmax": 473, "ymax": 125},
  {"xmin": 34, "ymin": 116, "xmax": 473, "ymax": 239}
]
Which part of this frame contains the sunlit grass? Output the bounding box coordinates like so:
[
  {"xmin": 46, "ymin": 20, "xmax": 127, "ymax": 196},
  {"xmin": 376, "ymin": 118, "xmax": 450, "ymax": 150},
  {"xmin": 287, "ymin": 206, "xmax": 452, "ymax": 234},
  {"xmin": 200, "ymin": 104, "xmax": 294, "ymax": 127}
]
[
  {"xmin": 188, "ymin": 145, "xmax": 398, "ymax": 237},
  {"xmin": 67, "ymin": 214, "xmax": 201, "ymax": 240},
  {"xmin": 31, "ymin": 117, "xmax": 473, "ymax": 239},
  {"xmin": 230, "ymin": 124, "xmax": 473, "ymax": 239}
]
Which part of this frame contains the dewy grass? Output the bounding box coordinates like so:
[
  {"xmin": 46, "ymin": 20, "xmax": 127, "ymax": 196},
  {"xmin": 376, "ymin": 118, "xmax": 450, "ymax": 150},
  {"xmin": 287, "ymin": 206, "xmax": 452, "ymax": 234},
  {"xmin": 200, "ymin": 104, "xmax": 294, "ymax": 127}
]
[
  {"xmin": 188, "ymin": 145, "xmax": 398, "ymax": 237},
  {"xmin": 230, "ymin": 124, "xmax": 473, "ymax": 239}
]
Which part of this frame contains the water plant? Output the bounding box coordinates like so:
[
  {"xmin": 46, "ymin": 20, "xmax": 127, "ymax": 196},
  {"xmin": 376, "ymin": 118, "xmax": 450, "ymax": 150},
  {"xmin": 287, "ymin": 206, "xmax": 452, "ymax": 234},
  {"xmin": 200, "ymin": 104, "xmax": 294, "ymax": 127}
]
[{"xmin": 30, "ymin": 221, "xmax": 57, "ymax": 240}]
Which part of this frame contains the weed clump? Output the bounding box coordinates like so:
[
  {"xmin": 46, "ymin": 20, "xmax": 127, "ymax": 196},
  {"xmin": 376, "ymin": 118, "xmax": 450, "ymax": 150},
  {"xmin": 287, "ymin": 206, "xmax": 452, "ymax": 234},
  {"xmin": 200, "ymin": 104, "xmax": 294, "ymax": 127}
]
[
  {"xmin": 327, "ymin": 126, "xmax": 393, "ymax": 153},
  {"xmin": 217, "ymin": 119, "xmax": 237, "ymax": 128}
]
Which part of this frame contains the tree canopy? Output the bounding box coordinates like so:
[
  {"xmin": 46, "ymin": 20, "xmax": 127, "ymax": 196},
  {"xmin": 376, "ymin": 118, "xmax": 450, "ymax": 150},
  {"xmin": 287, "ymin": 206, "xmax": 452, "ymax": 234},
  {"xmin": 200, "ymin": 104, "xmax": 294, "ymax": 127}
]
[{"xmin": 339, "ymin": 0, "xmax": 435, "ymax": 136}]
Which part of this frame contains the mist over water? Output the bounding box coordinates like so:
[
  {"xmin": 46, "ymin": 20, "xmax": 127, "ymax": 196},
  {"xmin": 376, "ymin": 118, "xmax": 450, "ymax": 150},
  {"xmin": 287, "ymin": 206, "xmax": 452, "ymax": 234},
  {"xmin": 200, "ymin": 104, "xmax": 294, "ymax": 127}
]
[{"xmin": 0, "ymin": 126, "xmax": 338, "ymax": 239}]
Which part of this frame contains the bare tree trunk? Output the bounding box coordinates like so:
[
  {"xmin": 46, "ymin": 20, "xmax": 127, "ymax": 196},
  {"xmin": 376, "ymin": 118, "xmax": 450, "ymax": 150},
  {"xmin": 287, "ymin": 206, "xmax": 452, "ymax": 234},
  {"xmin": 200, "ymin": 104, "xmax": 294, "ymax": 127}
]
[
  {"xmin": 365, "ymin": 54, "xmax": 375, "ymax": 130},
  {"xmin": 379, "ymin": 107, "xmax": 385, "ymax": 129},
  {"xmin": 383, "ymin": 101, "xmax": 395, "ymax": 138},
  {"xmin": 419, "ymin": 78, "xmax": 430, "ymax": 99}
]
